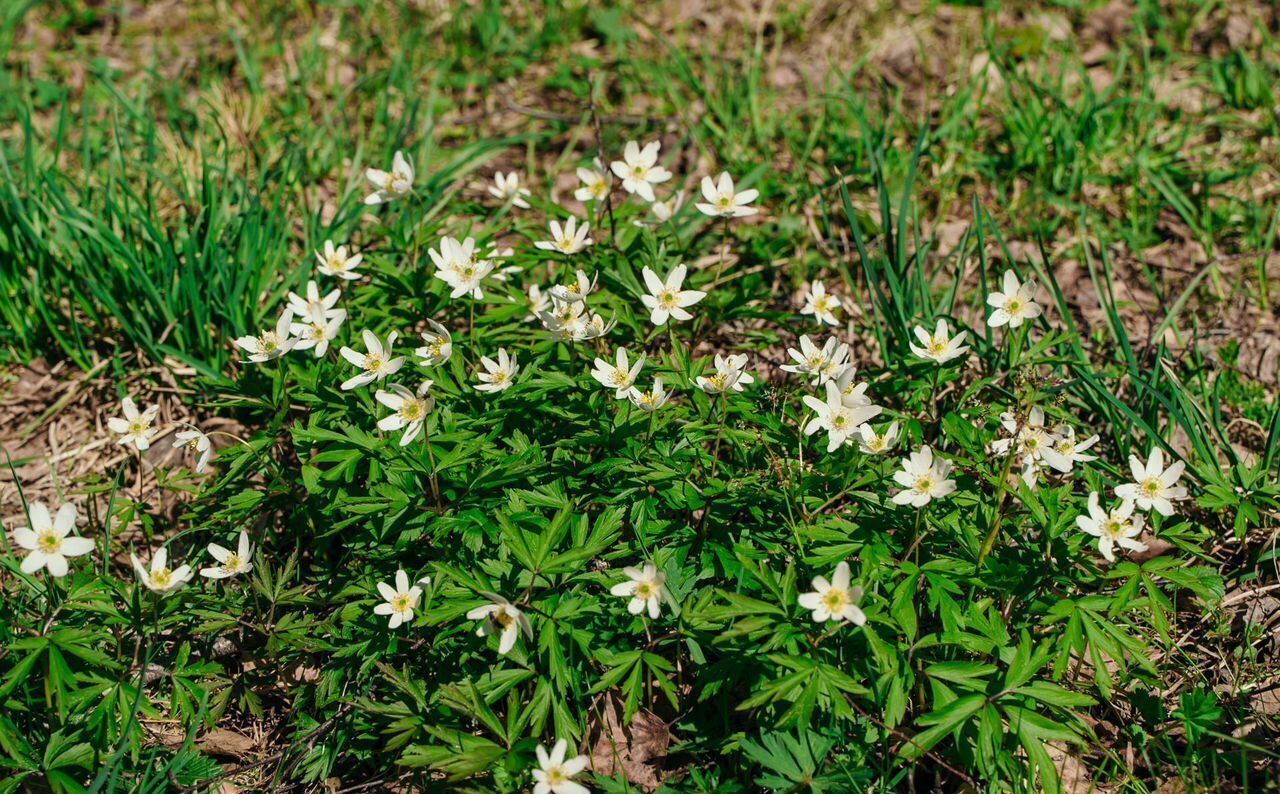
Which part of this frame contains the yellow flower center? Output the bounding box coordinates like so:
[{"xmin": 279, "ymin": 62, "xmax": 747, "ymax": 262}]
[
  {"xmin": 1142, "ymin": 478, "xmax": 1162, "ymax": 496},
  {"xmin": 913, "ymin": 476, "xmax": 935, "ymax": 494},
  {"xmin": 392, "ymin": 594, "xmax": 412, "ymax": 613},
  {"xmin": 494, "ymin": 610, "xmax": 514, "ymax": 629},
  {"xmin": 1006, "ymin": 298, "xmax": 1022, "ymax": 313},
  {"xmin": 223, "ymin": 553, "xmax": 241, "ymax": 572},
  {"xmin": 128, "ymin": 418, "xmax": 150, "ymax": 435},
  {"xmin": 822, "ymin": 589, "xmax": 848, "ymax": 612},
  {"xmin": 635, "ymin": 582, "xmax": 655, "ymax": 599},
  {"xmin": 660, "ymin": 289, "xmax": 678, "ymax": 308},
  {"xmin": 37, "ymin": 531, "xmax": 61, "ymax": 553},
  {"xmin": 399, "ymin": 402, "xmax": 424, "ymax": 421},
  {"xmin": 364, "ymin": 354, "xmax": 384, "ymax": 373},
  {"xmin": 547, "ymin": 767, "xmax": 568, "ymax": 785},
  {"xmin": 1103, "ymin": 520, "xmax": 1124, "ymax": 539},
  {"xmin": 150, "ymin": 569, "xmax": 173, "ymax": 588},
  {"xmin": 867, "ymin": 436, "xmax": 886, "ymax": 452}
]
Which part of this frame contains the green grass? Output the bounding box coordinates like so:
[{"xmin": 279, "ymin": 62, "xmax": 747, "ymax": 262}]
[{"xmin": 1, "ymin": 1, "xmax": 1278, "ymax": 791}]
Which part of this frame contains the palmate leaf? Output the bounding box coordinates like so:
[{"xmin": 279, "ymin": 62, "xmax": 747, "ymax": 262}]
[{"xmin": 399, "ymin": 726, "xmax": 506, "ymax": 779}]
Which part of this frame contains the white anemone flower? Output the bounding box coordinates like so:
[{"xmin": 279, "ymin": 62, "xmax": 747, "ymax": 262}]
[
  {"xmin": 857, "ymin": 422, "xmax": 900, "ymax": 455},
  {"xmin": 609, "ymin": 562, "xmax": 668, "ymax": 618},
  {"xmin": 695, "ymin": 172, "xmax": 759, "ymax": 218},
  {"xmin": 13, "ymin": 502, "xmax": 92, "ymax": 577},
  {"xmin": 287, "ymin": 280, "xmax": 342, "ymax": 321},
  {"xmin": 578, "ymin": 311, "xmax": 617, "ymax": 341},
  {"xmin": 375, "ymin": 381, "xmax": 435, "ymax": 445},
  {"xmin": 315, "ymin": 240, "xmax": 363, "ymax": 280},
  {"xmin": 781, "ymin": 335, "xmax": 849, "ymax": 386},
  {"xmin": 696, "ymin": 353, "xmax": 754, "ymax": 395},
  {"xmin": 173, "ymin": 425, "xmax": 214, "ymax": 473},
  {"xmin": 488, "ymin": 171, "xmax": 531, "ymax": 209},
  {"xmin": 340, "ymin": 331, "xmax": 405, "ymax": 391},
  {"xmin": 1051, "ymin": 425, "xmax": 1100, "ymax": 467},
  {"xmin": 364, "ymin": 150, "xmax": 414, "ymax": 205},
  {"xmin": 800, "ymin": 281, "xmax": 844, "ymax": 327},
  {"xmin": 802, "ymin": 382, "xmax": 883, "ymax": 453},
  {"xmin": 233, "ymin": 309, "xmax": 296, "ymax": 363},
  {"xmin": 108, "ymin": 396, "xmax": 160, "ymax": 451},
  {"xmin": 1076, "ymin": 493, "xmax": 1147, "ymax": 563},
  {"xmin": 548, "ymin": 270, "xmax": 598, "ymax": 304},
  {"xmin": 986, "ymin": 269, "xmax": 1042, "ymax": 329},
  {"xmin": 635, "ymin": 190, "xmax": 684, "ymax": 227},
  {"xmin": 200, "ymin": 530, "xmax": 254, "ymax": 580},
  {"xmin": 539, "ymin": 299, "xmax": 588, "ymax": 341},
  {"xmin": 610, "ymin": 140, "xmax": 672, "ymax": 202},
  {"xmin": 131, "ymin": 547, "xmax": 193, "ymax": 596},
  {"xmin": 629, "ymin": 378, "xmax": 671, "ymax": 412},
  {"xmin": 535, "ymin": 218, "xmax": 593, "ymax": 256},
  {"xmin": 533, "ymin": 739, "xmax": 591, "ymax": 794},
  {"xmin": 373, "ymin": 569, "xmax": 425, "ymax": 629},
  {"xmin": 909, "ymin": 319, "xmax": 970, "ymax": 364},
  {"xmin": 467, "ymin": 593, "xmax": 533, "ymax": 655},
  {"xmin": 640, "ymin": 264, "xmax": 706, "ymax": 326},
  {"xmin": 1114, "ymin": 447, "xmax": 1187, "ymax": 516},
  {"xmin": 591, "ymin": 347, "xmax": 646, "ymax": 400},
  {"xmin": 891, "ymin": 445, "xmax": 957, "ymax": 507},
  {"xmin": 475, "ymin": 348, "xmax": 519, "ymax": 393},
  {"xmin": 414, "ymin": 319, "xmax": 453, "ymax": 366},
  {"xmin": 797, "ymin": 561, "xmax": 865, "ymax": 625},
  {"xmin": 574, "ymin": 159, "xmax": 611, "ymax": 203},
  {"xmin": 430, "ymin": 236, "xmax": 494, "ymax": 299},
  {"xmin": 289, "ymin": 307, "xmax": 346, "ymax": 358},
  {"xmin": 521, "ymin": 285, "xmax": 552, "ymax": 322}
]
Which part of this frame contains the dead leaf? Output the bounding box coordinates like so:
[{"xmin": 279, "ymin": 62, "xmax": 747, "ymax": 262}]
[
  {"xmin": 588, "ymin": 694, "xmax": 672, "ymax": 791},
  {"xmin": 199, "ymin": 729, "xmax": 257, "ymax": 758}
]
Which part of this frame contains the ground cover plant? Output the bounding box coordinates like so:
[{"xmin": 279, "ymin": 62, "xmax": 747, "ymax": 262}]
[{"xmin": 2, "ymin": 1, "xmax": 1280, "ymax": 791}]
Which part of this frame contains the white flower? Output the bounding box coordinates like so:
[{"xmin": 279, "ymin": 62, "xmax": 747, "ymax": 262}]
[
  {"xmin": 574, "ymin": 159, "xmax": 611, "ymax": 203},
  {"xmin": 414, "ymin": 319, "xmax": 453, "ymax": 366},
  {"xmin": 287, "ymin": 280, "xmax": 342, "ymax": 321},
  {"xmin": 802, "ymin": 382, "xmax": 883, "ymax": 453},
  {"xmin": 475, "ymin": 348, "xmax": 519, "ymax": 393},
  {"xmin": 233, "ymin": 310, "xmax": 296, "ymax": 363},
  {"xmin": 629, "ymin": 378, "xmax": 671, "ymax": 412},
  {"xmin": 467, "ymin": 593, "xmax": 533, "ymax": 655},
  {"xmin": 364, "ymin": 150, "xmax": 414, "ymax": 205},
  {"xmin": 857, "ymin": 422, "xmax": 900, "ymax": 455},
  {"xmin": 375, "ymin": 381, "xmax": 435, "ymax": 445},
  {"xmin": 800, "ymin": 281, "xmax": 844, "ymax": 327},
  {"xmin": 591, "ymin": 348, "xmax": 645, "ymax": 399},
  {"xmin": 521, "ymin": 285, "xmax": 551, "ymax": 321},
  {"xmin": 539, "ymin": 299, "xmax": 588, "ymax": 340},
  {"xmin": 797, "ymin": 561, "xmax": 865, "ymax": 625},
  {"xmin": 289, "ymin": 307, "xmax": 347, "ymax": 358},
  {"xmin": 695, "ymin": 172, "xmax": 759, "ymax": 218},
  {"xmin": 609, "ymin": 561, "xmax": 667, "ymax": 618},
  {"xmin": 781, "ymin": 335, "xmax": 849, "ymax": 386},
  {"xmin": 989, "ymin": 407, "xmax": 1070, "ymax": 486},
  {"xmin": 986, "ymin": 269, "xmax": 1042, "ymax": 329},
  {"xmin": 107, "ymin": 396, "xmax": 160, "ymax": 451},
  {"xmin": 13, "ymin": 502, "xmax": 92, "ymax": 577},
  {"xmin": 200, "ymin": 530, "xmax": 254, "ymax": 580},
  {"xmin": 891, "ymin": 445, "xmax": 957, "ymax": 507},
  {"xmin": 315, "ymin": 240, "xmax": 363, "ymax": 280},
  {"xmin": 650, "ymin": 190, "xmax": 684, "ymax": 222},
  {"xmin": 430, "ymin": 236, "xmax": 494, "ymax": 299},
  {"xmin": 635, "ymin": 191, "xmax": 684, "ymax": 227},
  {"xmin": 173, "ymin": 425, "xmax": 214, "ymax": 472},
  {"xmin": 610, "ymin": 140, "xmax": 672, "ymax": 202},
  {"xmin": 373, "ymin": 570, "xmax": 425, "ymax": 630},
  {"xmin": 696, "ymin": 353, "xmax": 754, "ymax": 395},
  {"xmin": 909, "ymin": 319, "xmax": 970, "ymax": 364},
  {"xmin": 549, "ymin": 270, "xmax": 598, "ymax": 304},
  {"xmin": 535, "ymin": 218, "xmax": 593, "ymax": 256},
  {"xmin": 640, "ymin": 264, "xmax": 706, "ymax": 326},
  {"xmin": 131, "ymin": 547, "xmax": 193, "ymax": 596},
  {"xmin": 1051, "ymin": 425, "xmax": 1100, "ymax": 467},
  {"xmin": 1114, "ymin": 448, "xmax": 1187, "ymax": 516},
  {"xmin": 339, "ymin": 330, "xmax": 406, "ymax": 390},
  {"xmin": 488, "ymin": 171, "xmax": 531, "ymax": 209},
  {"xmin": 533, "ymin": 739, "xmax": 591, "ymax": 794},
  {"xmin": 578, "ymin": 311, "xmax": 616, "ymax": 341},
  {"xmin": 1076, "ymin": 493, "xmax": 1147, "ymax": 562}
]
